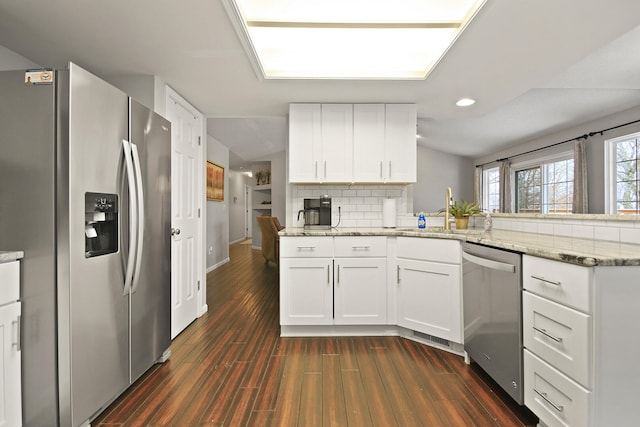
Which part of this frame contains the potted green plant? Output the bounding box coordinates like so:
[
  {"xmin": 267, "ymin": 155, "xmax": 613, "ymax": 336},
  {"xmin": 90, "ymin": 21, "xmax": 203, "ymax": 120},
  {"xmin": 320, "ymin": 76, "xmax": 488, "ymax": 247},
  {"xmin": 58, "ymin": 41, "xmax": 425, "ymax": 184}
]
[{"xmin": 448, "ymin": 200, "xmax": 481, "ymax": 230}]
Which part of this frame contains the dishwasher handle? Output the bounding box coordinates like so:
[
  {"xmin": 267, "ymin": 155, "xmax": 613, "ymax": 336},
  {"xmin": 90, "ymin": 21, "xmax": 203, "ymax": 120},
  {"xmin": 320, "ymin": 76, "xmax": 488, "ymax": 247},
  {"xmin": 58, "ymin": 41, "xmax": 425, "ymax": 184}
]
[{"xmin": 463, "ymin": 251, "xmax": 516, "ymax": 273}]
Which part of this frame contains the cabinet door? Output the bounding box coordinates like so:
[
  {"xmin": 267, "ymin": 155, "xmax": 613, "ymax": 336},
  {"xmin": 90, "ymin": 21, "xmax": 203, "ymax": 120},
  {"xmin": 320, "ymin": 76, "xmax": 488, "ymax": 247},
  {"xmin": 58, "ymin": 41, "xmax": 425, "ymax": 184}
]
[
  {"xmin": 321, "ymin": 104, "xmax": 353, "ymax": 182},
  {"xmin": 396, "ymin": 259, "xmax": 462, "ymax": 342},
  {"xmin": 289, "ymin": 104, "xmax": 322, "ymax": 182},
  {"xmin": 0, "ymin": 302, "xmax": 21, "ymax": 427},
  {"xmin": 280, "ymin": 258, "xmax": 333, "ymax": 325},
  {"xmin": 385, "ymin": 104, "xmax": 417, "ymax": 183},
  {"xmin": 334, "ymin": 258, "xmax": 387, "ymax": 324},
  {"xmin": 353, "ymin": 104, "xmax": 386, "ymax": 182}
]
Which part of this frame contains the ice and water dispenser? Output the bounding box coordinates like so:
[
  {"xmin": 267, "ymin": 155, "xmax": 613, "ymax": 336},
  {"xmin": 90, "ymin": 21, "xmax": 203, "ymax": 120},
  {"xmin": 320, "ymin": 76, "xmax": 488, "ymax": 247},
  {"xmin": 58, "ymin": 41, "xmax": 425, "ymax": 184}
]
[{"xmin": 85, "ymin": 192, "xmax": 118, "ymax": 257}]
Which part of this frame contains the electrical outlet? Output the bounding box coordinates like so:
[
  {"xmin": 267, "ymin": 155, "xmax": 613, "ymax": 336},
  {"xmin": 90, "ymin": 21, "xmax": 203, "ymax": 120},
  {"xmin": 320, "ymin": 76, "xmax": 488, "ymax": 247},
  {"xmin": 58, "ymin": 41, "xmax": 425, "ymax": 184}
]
[{"xmin": 208, "ymin": 246, "xmax": 213, "ymax": 255}]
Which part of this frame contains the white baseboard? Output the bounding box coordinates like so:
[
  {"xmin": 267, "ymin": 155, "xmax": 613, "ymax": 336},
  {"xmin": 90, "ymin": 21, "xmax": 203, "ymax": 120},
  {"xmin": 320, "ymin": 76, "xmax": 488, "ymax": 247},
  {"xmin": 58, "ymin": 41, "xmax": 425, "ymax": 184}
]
[
  {"xmin": 198, "ymin": 304, "xmax": 208, "ymax": 317},
  {"xmin": 206, "ymin": 257, "xmax": 230, "ymax": 273}
]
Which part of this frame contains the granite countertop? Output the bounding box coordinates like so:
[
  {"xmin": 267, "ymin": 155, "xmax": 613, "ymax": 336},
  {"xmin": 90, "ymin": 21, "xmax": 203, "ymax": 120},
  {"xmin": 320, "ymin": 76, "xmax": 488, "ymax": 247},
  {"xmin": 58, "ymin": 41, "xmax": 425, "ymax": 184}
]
[
  {"xmin": 280, "ymin": 227, "xmax": 640, "ymax": 267},
  {"xmin": 0, "ymin": 251, "xmax": 24, "ymax": 263}
]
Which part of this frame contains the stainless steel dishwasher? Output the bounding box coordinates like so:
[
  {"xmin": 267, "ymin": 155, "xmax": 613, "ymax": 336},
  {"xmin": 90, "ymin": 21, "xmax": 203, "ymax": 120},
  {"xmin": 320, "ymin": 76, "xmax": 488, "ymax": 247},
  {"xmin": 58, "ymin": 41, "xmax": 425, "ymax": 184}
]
[{"xmin": 462, "ymin": 242, "xmax": 523, "ymax": 404}]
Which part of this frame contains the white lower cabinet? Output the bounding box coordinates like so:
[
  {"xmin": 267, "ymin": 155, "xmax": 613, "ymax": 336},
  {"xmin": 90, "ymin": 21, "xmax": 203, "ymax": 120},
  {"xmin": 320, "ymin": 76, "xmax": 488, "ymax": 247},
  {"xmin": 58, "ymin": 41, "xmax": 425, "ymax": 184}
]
[
  {"xmin": 280, "ymin": 258, "xmax": 333, "ymax": 325},
  {"xmin": 396, "ymin": 258, "xmax": 461, "ymax": 343},
  {"xmin": 524, "ymin": 349, "xmax": 590, "ymax": 427},
  {"xmin": 395, "ymin": 237, "xmax": 462, "ymax": 343},
  {"xmin": 523, "ymin": 255, "xmax": 640, "ymax": 426},
  {"xmin": 280, "ymin": 236, "xmax": 387, "ymax": 326},
  {"xmin": 0, "ymin": 260, "xmax": 22, "ymax": 427},
  {"xmin": 334, "ymin": 257, "xmax": 387, "ymax": 324}
]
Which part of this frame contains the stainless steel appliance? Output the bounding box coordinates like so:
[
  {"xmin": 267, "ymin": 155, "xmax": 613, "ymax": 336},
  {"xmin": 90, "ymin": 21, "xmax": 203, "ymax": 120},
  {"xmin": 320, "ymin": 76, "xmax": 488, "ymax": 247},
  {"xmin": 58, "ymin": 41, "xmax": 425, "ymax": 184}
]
[
  {"xmin": 0, "ymin": 63, "xmax": 172, "ymax": 426},
  {"xmin": 298, "ymin": 195, "xmax": 332, "ymax": 229},
  {"xmin": 462, "ymin": 242, "xmax": 523, "ymax": 404}
]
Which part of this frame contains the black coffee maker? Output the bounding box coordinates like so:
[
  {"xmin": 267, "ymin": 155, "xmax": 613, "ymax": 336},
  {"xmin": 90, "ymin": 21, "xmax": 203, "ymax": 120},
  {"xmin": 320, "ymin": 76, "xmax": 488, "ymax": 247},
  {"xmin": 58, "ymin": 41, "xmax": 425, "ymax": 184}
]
[{"xmin": 298, "ymin": 195, "xmax": 331, "ymax": 229}]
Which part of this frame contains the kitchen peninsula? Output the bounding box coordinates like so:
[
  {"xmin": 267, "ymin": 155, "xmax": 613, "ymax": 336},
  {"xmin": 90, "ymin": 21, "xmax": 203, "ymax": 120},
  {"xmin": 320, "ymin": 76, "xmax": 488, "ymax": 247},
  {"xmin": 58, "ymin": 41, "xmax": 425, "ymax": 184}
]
[{"xmin": 279, "ymin": 225, "xmax": 640, "ymax": 427}]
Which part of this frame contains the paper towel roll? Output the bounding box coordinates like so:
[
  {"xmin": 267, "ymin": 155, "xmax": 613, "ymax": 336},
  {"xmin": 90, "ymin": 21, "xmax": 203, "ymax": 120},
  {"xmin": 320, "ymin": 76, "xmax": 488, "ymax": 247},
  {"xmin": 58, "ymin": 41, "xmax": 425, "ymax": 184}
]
[{"xmin": 383, "ymin": 198, "xmax": 397, "ymax": 228}]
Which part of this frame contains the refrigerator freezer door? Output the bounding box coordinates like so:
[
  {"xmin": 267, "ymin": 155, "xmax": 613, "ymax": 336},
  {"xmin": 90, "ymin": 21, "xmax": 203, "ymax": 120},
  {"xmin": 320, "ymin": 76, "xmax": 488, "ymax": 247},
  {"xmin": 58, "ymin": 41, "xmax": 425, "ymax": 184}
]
[
  {"xmin": 129, "ymin": 99, "xmax": 172, "ymax": 382},
  {"xmin": 57, "ymin": 63, "xmax": 130, "ymax": 426}
]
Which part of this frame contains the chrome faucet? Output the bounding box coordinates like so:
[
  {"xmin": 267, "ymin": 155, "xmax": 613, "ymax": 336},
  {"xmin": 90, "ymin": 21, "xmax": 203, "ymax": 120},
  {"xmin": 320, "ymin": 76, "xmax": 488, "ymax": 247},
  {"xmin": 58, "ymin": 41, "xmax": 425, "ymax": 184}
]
[{"xmin": 444, "ymin": 187, "xmax": 453, "ymax": 231}]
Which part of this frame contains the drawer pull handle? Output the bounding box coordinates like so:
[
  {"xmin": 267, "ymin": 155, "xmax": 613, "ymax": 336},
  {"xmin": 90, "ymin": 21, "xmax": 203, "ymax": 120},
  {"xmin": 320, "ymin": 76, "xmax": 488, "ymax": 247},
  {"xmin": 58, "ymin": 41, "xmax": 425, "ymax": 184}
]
[
  {"xmin": 534, "ymin": 388, "xmax": 564, "ymax": 412},
  {"xmin": 296, "ymin": 246, "xmax": 316, "ymax": 251},
  {"xmin": 531, "ymin": 274, "xmax": 561, "ymax": 286},
  {"xmin": 351, "ymin": 246, "xmax": 371, "ymax": 250},
  {"xmin": 533, "ymin": 326, "xmax": 563, "ymax": 343}
]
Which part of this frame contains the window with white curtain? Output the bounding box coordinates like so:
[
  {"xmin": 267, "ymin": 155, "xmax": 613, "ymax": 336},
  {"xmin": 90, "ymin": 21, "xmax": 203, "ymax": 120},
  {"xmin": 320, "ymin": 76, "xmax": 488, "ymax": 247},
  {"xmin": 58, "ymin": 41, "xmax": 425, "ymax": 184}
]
[
  {"xmin": 514, "ymin": 154, "xmax": 574, "ymax": 214},
  {"xmin": 482, "ymin": 167, "xmax": 500, "ymax": 213},
  {"xmin": 605, "ymin": 132, "xmax": 640, "ymax": 214}
]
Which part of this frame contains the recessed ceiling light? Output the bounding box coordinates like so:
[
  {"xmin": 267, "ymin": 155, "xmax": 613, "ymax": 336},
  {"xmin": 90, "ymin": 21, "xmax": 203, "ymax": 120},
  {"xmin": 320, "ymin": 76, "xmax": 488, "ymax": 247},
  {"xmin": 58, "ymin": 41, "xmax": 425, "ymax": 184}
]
[
  {"xmin": 456, "ymin": 98, "xmax": 476, "ymax": 107},
  {"xmin": 223, "ymin": 0, "xmax": 487, "ymax": 80}
]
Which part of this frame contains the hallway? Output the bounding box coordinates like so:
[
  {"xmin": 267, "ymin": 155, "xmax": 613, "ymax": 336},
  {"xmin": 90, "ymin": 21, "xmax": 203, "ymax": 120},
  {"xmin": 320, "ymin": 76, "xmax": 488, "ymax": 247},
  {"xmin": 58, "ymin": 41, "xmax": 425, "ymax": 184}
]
[{"xmin": 93, "ymin": 241, "xmax": 537, "ymax": 426}]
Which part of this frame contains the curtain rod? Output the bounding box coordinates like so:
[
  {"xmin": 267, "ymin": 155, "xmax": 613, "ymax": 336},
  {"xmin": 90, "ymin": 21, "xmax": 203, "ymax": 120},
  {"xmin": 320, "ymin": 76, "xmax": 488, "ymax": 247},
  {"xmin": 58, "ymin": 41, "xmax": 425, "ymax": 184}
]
[{"xmin": 476, "ymin": 118, "xmax": 640, "ymax": 168}]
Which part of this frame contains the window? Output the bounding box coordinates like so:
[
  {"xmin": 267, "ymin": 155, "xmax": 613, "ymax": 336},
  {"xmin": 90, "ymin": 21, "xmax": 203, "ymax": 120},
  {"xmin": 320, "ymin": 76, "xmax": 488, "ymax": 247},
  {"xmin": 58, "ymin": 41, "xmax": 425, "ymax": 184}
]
[
  {"xmin": 513, "ymin": 155, "xmax": 574, "ymax": 214},
  {"xmin": 482, "ymin": 167, "xmax": 500, "ymax": 213},
  {"xmin": 605, "ymin": 132, "xmax": 640, "ymax": 214}
]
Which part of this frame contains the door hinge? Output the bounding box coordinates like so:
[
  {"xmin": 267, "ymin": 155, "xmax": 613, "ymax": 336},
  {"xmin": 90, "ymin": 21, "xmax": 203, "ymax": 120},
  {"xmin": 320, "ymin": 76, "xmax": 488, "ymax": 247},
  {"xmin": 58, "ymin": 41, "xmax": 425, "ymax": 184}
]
[
  {"xmin": 198, "ymin": 208, "xmax": 201, "ymax": 218},
  {"xmin": 198, "ymin": 136, "xmax": 201, "ymax": 146},
  {"xmin": 197, "ymin": 280, "xmax": 201, "ymax": 291}
]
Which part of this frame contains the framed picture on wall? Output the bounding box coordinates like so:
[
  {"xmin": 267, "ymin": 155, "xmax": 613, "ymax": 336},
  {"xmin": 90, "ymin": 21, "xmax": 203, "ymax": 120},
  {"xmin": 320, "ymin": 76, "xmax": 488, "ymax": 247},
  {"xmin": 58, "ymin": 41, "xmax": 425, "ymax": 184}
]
[{"xmin": 206, "ymin": 161, "xmax": 224, "ymax": 201}]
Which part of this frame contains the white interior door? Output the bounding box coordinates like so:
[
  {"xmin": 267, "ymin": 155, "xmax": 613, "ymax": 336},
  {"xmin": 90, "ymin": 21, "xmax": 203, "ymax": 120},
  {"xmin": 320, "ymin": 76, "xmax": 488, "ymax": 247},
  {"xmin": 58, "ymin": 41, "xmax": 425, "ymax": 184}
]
[{"xmin": 166, "ymin": 89, "xmax": 202, "ymax": 339}]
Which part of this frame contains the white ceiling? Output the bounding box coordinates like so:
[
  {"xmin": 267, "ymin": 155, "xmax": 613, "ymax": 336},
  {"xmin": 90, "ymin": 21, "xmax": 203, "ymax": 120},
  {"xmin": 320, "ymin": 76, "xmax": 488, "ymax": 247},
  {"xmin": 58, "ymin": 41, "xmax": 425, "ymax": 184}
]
[{"xmin": 1, "ymin": 1, "xmax": 640, "ymax": 170}]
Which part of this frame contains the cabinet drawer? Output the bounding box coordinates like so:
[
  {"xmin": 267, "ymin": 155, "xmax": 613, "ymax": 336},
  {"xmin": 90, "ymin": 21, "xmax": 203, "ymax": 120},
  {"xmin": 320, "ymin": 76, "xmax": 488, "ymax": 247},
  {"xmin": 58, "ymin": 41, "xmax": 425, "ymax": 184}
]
[
  {"xmin": 0, "ymin": 261, "xmax": 20, "ymax": 306},
  {"xmin": 523, "ymin": 256, "xmax": 592, "ymax": 313},
  {"xmin": 524, "ymin": 350, "xmax": 590, "ymax": 427},
  {"xmin": 523, "ymin": 291, "xmax": 591, "ymax": 388},
  {"xmin": 334, "ymin": 236, "xmax": 386, "ymax": 257},
  {"xmin": 396, "ymin": 237, "xmax": 461, "ymax": 264},
  {"xmin": 280, "ymin": 237, "xmax": 334, "ymax": 258}
]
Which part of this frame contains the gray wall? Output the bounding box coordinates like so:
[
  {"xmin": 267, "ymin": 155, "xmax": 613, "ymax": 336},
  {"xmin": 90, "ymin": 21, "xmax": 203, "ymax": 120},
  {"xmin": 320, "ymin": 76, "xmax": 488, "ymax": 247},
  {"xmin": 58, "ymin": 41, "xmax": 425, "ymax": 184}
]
[
  {"xmin": 413, "ymin": 145, "xmax": 475, "ymax": 213},
  {"xmin": 0, "ymin": 44, "xmax": 39, "ymax": 70},
  {"xmin": 206, "ymin": 135, "xmax": 230, "ymax": 270},
  {"xmin": 474, "ymin": 104, "xmax": 640, "ymax": 214},
  {"xmin": 106, "ymin": 74, "xmax": 156, "ymax": 111}
]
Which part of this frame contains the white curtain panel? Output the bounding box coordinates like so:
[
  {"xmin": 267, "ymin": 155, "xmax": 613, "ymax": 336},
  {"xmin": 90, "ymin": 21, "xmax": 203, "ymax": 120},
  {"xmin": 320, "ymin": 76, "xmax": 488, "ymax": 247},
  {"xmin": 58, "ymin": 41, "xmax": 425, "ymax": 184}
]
[
  {"xmin": 499, "ymin": 160, "xmax": 512, "ymax": 213},
  {"xmin": 572, "ymin": 139, "xmax": 588, "ymax": 213}
]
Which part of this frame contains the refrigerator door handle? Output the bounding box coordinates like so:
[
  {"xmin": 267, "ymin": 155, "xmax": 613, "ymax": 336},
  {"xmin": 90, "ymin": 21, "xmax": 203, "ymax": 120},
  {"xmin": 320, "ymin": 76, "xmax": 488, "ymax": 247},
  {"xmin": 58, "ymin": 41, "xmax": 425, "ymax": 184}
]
[
  {"xmin": 122, "ymin": 139, "xmax": 138, "ymax": 295},
  {"xmin": 130, "ymin": 142, "xmax": 145, "ymax": 294}
]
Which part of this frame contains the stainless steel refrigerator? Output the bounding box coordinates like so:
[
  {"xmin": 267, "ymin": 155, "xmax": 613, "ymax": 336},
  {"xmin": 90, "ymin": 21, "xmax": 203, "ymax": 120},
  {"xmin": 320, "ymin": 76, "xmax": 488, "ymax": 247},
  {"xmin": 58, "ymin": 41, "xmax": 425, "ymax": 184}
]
[{"xmin": 0, "ymin": 63, "xmax": 172, "ymax": 426}]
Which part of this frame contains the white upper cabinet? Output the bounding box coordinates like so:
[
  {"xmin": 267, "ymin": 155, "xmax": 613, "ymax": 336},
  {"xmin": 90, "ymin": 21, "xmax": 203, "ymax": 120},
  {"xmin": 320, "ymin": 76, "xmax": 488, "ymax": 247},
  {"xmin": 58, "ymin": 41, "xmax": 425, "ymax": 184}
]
[
  {"xmin": 384, "ymin": 104, "xmax": 417, "ymax": 183},
  {"xmin": 321, "ymin": 104, "xmax": 353, "ymax": 182},
  {"xmin": 289, "ymin": 103, "xmax": 416, "ymax": 183},
  {"xmin": 288, "ymin": 104, "xmax": 322, "ymax": 182},
  {"xmin": 288, "ymin": 103, "xmax": 353, "ymax": 183},
  {"xmin": 353, "ymin": 104, "xmax": 386, "ymax": 182},
  {"xmin": 353, "ymin": 104, "xmax": 417, "ymax": 183}
]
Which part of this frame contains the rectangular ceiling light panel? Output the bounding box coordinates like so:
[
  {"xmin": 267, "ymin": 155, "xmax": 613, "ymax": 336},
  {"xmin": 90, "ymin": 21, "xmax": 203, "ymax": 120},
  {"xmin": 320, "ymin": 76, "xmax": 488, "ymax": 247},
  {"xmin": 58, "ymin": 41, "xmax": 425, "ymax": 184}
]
[{"xmin": 227, "ymin": 0, "xmax": 486, "ymax": 79}]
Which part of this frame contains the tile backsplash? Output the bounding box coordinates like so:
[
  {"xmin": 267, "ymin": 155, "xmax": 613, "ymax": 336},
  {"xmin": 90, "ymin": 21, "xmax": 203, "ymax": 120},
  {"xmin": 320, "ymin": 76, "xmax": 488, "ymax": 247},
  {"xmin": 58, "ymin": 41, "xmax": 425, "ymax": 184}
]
[
  {"xmin": 470, "ymin": 214, "xmax": 640, "ymax": 245},
  {"xmin": 289, "ymin": 184, "xmax": 412, "ymax": 228},
  {"xmin": 286, "ymin": 185, "xmax": 640, "ymax": 245}
]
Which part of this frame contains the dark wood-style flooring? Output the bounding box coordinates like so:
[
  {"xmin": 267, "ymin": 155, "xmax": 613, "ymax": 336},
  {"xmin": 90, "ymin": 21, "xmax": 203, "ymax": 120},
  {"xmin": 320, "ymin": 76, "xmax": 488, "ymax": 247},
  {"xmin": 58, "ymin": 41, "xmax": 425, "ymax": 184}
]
[{"xmin": 93, "ymin": 241, "xmax": 538, "ymax": 426}]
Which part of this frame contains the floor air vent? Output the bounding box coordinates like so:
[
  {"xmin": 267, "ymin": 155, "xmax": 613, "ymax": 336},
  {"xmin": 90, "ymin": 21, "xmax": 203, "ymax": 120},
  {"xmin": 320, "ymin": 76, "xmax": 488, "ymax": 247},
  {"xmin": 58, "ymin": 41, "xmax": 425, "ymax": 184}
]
[{"xmin": 413, "ymin": 331, "xmax": 451, "ymax": 348}]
